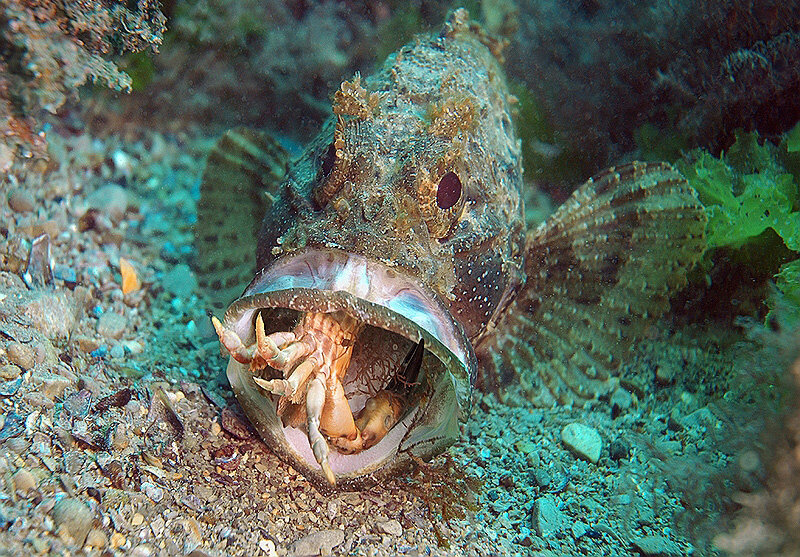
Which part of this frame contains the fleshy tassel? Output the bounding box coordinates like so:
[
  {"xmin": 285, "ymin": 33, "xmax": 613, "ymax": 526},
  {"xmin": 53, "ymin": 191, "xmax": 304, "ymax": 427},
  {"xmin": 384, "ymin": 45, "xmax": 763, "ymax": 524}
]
[{"xmin": 119, "ymin": 257, "xmax": 141, "ymax": 294}]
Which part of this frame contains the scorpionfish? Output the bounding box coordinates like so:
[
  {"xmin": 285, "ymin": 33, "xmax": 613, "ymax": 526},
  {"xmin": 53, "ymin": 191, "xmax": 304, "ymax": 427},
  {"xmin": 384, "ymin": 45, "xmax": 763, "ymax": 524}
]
[{"xmin": 196, "ymin": 9, "xmax": 706, "ymax": 489}]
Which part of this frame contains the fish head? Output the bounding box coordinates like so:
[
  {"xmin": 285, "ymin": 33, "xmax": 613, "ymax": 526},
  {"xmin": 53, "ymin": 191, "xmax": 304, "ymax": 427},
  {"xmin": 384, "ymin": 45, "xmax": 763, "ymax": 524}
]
[{"xmin": 221, "ymin": 11, "xmax": 525, "ymax": 489}]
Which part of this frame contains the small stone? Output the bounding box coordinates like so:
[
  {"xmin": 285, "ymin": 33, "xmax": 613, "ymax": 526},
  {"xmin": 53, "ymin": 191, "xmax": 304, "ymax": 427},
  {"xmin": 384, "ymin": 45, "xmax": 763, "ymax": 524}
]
[
  {"xmin": 8, "ymin": 189, "xmax": 35, "ymax": 213},
  {"xmin": 220, "ymin": 407, "xmax": 252, "ymax": 439},
  {"xmin": 51, "ymin": 497, "xmax": 93, "ymax": 547},
  {"xmin": 142, "ymin": 482, "xmax": 164, "ymax": 503},
  {"xmin": 22, "ymin": 290, "xmax": 78, "ymax": 339},
  {"xmin": 210, "ymin": 422, "xmax": 222, "ymax": 436},
  {"xmin": 655, "ymin": 364, "xmax": 677, "ymax": 384},
  {"xmin": 162, "ymin": 264, "xmax": 198, "ymax": 299},
  {"xmin": 7, "ymin": 342, "xmax": 35, "ymax": 370},
  {"xmin": 63, "ymin": 389, "xmax": 92, "ymax": 417},
  {"xmin": 0, "ymin": 363, "xmax": 22, "ymax": 381},
  {"xmin": 532, "ymin": 469, "xmax": 551, "ymax": 489},
  {"xmin": 86, "ymin": 183, "xmax": 131, "ymax": 223},
  {"xmin": 131, "ymin": 513, "xmax": 144, "ymax": 527},
  {"xmin": 110, "ymin": 532, "xmax": 127, "ymax": 549},
  {"xmin": 609, "ymin": 439, "xmax": 630, "ymax": 461},
  {"xmin": 291, "ymin": 529, "xmax": 345, "ymax": 556},
  {"xmin": 631, "ymin": 535, "xmax": 683, "ymax": 556},
  {"xmin": 532, "ymin": 495, "xmax": 565, "ymax": 537},
  {"xmin": 12, "ymin": 469, "xmax": 37, "ymax": 493},
  {"xmin": 259, "ymin": 538, "xmax": 278, "ymax": 556},
  {"xmin": 377, "ymin": 519, "xmax": 403, "ymax": 537},
  {"xmin": 74, "ymin": 335, "xmax": 101, "ymax": 354},
  {"xmin": 110, "ymin": 343, "xmax": 125, "ymax": 358},
  {"xmin": 97, "ymin": 312, "xmax": 127, "ymax": 340},
  {"xmin": 109, "ymin": 422, "xmax": 130, "ymax": 450},
  {"xmin": 85, "ymin": 528, "xmax": 108, "ymax": 549},
  {"xmin": 561, "ymin": 423, "xmax": 603, "ymax": 463},
  {"xmin": 32, "ymin": 370, "xmax": 71, "ymax": 400}
]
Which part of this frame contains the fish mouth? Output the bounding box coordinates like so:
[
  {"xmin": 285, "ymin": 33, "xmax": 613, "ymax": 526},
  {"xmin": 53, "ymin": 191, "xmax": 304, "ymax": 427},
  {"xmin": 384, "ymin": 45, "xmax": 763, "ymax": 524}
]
[{"xmin": 221, "ymin": 248, "xmax": 476, "ymax": 489}]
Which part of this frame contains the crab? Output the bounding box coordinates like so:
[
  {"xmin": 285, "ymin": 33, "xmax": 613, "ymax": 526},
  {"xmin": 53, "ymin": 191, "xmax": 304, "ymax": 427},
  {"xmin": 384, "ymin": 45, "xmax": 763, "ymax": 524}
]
[{"xmin": 211, "ymin": 310, "xmax": 420, "ymax": 485}]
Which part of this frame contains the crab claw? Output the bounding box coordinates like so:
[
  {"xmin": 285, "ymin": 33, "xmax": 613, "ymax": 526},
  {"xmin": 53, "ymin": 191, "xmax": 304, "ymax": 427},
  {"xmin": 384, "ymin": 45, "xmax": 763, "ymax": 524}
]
[{"xmin": 211, "ymin": 315, "xmax": 254, "ymax": 364}]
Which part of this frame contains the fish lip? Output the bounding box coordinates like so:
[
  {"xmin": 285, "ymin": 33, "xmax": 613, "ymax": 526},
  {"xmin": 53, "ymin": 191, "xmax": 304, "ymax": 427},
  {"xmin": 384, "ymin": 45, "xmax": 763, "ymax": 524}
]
[{"xmin": 222, "ymin": 247, "xmax": 476, "ymax": 489}]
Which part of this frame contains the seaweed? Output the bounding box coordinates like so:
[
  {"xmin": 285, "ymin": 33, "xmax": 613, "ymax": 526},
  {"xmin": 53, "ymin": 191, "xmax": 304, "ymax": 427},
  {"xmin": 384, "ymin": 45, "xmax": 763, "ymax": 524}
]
[
  {"xmin": 678, "ymin": 129, "xmax": 800, "ymax": 324},
  {"xmin": 398, "ymin": 453, "xmax": 482, "ymax": 548}
]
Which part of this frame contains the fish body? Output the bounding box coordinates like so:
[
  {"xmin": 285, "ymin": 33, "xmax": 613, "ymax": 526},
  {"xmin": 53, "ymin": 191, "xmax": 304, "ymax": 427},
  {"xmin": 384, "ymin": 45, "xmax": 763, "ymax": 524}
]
[{"xmin": 199, "ymin": 9, "xmax": 706, "ymax": 489}]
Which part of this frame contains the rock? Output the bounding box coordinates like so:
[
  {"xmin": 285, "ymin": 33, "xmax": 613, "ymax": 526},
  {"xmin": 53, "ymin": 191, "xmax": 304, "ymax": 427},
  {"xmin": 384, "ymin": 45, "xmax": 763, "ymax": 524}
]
[
  {"xmin": 8, "ymin": 189, "xmax": 35, "ymax": 213},
  {"xmin": 609, "ymin": 439, "xmax": 630, "ymax": 461},
  {"xmin": 32, "ymin": 370, "xmax": 72, "ymax": 400},
  {"xmin": 86, "ymin": 183, "xmax": 131, "ymax": 223},
  {"xmin": 51, "ymin": 497, "xmax": 93, "ymax": 547},
  {"xmin": 131, "ymin": 513, "xmax": 144, "ymax": 527},
  {"xmin": 63, "ymin": 390, "xmax": 92, "ymax": 417},
  {"xmin": 0, "ymin": 363, "xmax": 22, "ymax": 381},
  {"xmin": 561, "ymin": 423, "xmax": 603, "ymax": 463},
  {"xmin": 97, "ymin": 312, "xmax": 127, "ymax": 340},
  {"xmin": 110, "ymin": 532, "xmax": 127, "ymax": 549},
  {"xmin": 22, "ymin": 290, "xmax": 78, "ymax": 339},
  {"xmin": 12, "ymin": 469, "xmax": 37, "ymax": 493},
  {"xmin": 532, "ymin": 495, "xmax": 565, "ymax": 537},
  {"xmin": 259, "ymin": 538, "xmax": 278, "ymax": 557},
  {"xmin": 74, "ymin": 335, "xmax": 101, "ymax": 354},
  {"xmin": 631, "ymin": 535, "xmax": 683, "ymax": 556},
  {"xmin": 291, "ymin": 529, "xmax": 345, "ymax": 556},
  {"xmin": 377, "ymin": 519, "xmax": 403, "ymax": 537},
  {"xmin": 162, "ymin": 264, "xmax": 198, "ymax": 299},
  {"xmin": 85, "ymin": 528, "xmax": 108, "ymax": 549},
  {"xmin": 655, "ymin": 364, "xmax": 677, "ymax": 384},
  {"xmin": 7, "ymin": 342, "xmax": 35, "ymax": 370}
]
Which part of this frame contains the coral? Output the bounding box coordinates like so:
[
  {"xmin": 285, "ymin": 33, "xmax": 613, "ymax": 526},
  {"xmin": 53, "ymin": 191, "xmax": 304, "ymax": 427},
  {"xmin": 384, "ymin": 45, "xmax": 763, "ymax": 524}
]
[{"xmin": 0, "ymin": 0, "xmax": 166, "ymax": 162}]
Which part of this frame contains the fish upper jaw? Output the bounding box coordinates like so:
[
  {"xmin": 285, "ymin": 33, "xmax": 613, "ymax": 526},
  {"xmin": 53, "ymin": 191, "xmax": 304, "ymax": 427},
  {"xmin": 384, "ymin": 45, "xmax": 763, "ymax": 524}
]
[{"xmin": 221, "ymin": 247, "xmax": 476, "ymax": 489}]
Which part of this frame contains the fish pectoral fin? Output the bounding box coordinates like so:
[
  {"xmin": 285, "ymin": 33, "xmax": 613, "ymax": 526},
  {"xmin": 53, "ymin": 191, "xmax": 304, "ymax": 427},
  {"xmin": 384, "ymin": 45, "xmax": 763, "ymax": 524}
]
[
  {"xmin": 477, "ymin": 161, "xmax": 707, "ymax": 407},
  {"xmin": 193, "ymin": 127, "xmax": 288, "ymax": 311}
]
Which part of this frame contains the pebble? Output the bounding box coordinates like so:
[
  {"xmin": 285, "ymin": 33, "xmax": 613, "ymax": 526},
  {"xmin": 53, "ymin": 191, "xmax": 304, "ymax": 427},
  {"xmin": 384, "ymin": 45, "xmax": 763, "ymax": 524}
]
[
  {"xmin": 532, "ymin": 495, "xmax": 566, "ymax": 537},
  {"xmin": 7, "ymin": 342, "xmax": 35, "ymax": 370},
  {"xmin": 561, "ymin": 422, "xmax": 603, "ymax": 463},
  {"xmin": 631, "ymin": 535, "xmax": 683, "ymax": 556},
  {"xmin": 51, "ymin": 497, "xmax": 93, "ymax": 547},
  {"xmin": 64, "ymin": 389, "xmax": 92, "ymax": 417},
  {"xmin": 86, "ymin": 183, "xmax": 131, "ymax": 223},
  {"xmin": 291, "ymin": 529, "xmax": 345, "ymax": 556},
  {"xmin": 8, "ymin": 189, "xmax": 35, "ymax": 213},
  {"xmin": 655, "ymin": 364, "xmax": 677, "ymax": 384},
  {"xmin": 85, "ymin": 528, "xmax": 108, "ymax": 549},
  {"xmin": 32, "ymin": 370, "xmax": 71, "ymax": 400},
  {"xmin": 220, "ymin": 407, "xmax": 252, "ymax": 439},
  {"xmin": 377, "ymin": 519, "xmax": 403, "ymax": 537},
  {"xmin": 131, "ymin": 513, "xmax": 145, "ymax": 527},
  {"xmin": 22, "ymin": 290, "xmax": 78, "ymax": 339},
  {"xmin": 162, "ymin": 264, "xmax": 198, "ymax": 298},
  {"xmin": 97, "ymin": 312, "xmax": 127, "ymax": 340},
  {"xmin": 12, "ymin": 469, "xmax": 37, "ymax": 493},
  {"xmin": 0, "ymin": 363, "xmax": 22, "ymax": 380},
  {"xmin": 142, "ymin": 482, "xmax": 164, "ymax": 503},
  {"xmin": 259, "ymin": 538, "xmax": 278, "ymax": 557},
  {"xmin": 110, "ymin": 532, "xmax": 127, "ymax": 549}
]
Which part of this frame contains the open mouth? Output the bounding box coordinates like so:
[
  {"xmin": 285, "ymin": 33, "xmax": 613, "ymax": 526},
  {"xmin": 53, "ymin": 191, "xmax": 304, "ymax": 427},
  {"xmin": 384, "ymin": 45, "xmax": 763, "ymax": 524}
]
[{"xmin": 214, "ymin": 248, "xmax": 476, "ymax": 489}]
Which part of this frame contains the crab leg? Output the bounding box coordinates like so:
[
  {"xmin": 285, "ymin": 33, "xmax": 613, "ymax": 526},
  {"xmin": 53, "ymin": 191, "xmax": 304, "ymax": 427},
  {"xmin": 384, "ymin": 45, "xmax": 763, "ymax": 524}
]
[
  {"xmin": 306, "ymin": 373, "xmax": 336, "ymax": 485},
  {"xmin": 253, "ymin": 357, "xmax": 318, "ymax": 402}
]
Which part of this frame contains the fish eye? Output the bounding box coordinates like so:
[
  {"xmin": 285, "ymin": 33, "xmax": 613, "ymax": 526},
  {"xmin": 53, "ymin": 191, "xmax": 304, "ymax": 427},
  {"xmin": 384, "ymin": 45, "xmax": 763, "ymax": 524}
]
[{"xmin": 436, "ymin": 171, "xmax": 462, "ymax": 209}]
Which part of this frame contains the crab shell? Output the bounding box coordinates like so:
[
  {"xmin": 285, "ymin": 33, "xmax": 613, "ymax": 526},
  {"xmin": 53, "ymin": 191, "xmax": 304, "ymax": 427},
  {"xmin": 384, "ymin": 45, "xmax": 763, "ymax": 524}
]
[{"xmin": 222, "ymin": 248, "xmax": 476, "ymax": 489}]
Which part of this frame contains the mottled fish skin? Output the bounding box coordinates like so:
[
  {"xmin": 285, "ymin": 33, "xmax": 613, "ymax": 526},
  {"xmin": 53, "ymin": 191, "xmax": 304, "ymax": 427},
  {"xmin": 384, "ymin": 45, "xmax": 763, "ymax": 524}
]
[
  {"xmin": 255, "ymin": 10, "xmax": 525, "ymax": 341},
  {"xmin": 201, "ymin": 8, "xmax": 706, "ymax": 488}
]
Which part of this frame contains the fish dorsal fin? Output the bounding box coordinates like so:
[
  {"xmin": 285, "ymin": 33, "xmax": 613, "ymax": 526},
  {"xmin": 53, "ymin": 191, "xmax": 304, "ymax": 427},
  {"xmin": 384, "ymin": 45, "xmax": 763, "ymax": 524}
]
[
  {"xmin": 476, "ymin": 162, "xmax": 707, "ymax": 407},
  {"xmin": 194, "ymin": 127, "xmax": 288, "ymax": 311}
]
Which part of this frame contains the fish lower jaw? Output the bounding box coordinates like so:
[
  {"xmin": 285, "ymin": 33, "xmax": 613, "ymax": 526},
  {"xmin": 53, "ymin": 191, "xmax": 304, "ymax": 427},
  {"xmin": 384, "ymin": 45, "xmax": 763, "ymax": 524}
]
[{"xmin": 219, "ymin": 248, "xmax": 476, "ymax": 488}]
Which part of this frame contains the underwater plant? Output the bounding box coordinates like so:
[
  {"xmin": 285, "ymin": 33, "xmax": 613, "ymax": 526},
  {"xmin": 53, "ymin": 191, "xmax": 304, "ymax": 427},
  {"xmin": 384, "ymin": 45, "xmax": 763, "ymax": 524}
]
[{"xmin": 678, "ymin": 129, "xmax": 800, "ymax": 325}]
